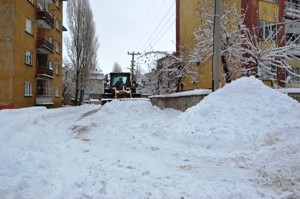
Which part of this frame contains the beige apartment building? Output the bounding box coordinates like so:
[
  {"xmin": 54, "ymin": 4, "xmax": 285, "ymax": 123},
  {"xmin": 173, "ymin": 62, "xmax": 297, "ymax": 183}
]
[
  {"xmin": 0, "ymin": 0, "xmax": 67, "ymax": 109},
  {"xmin": 176, "ymin": 0, "xmax": 300, "ymax": 90}
]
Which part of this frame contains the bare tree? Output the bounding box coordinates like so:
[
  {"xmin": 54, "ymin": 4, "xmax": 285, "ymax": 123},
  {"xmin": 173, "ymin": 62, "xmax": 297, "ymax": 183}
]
[
  {"xmin": 62, "ymin": 59, "xmax": 75, "ymax": 105},
  {"xmin": 243, "ymin": 22, "xmax": 300, "ymax": 86},
  {"xmin": 65, "ymin": 0, "xmax": 99, "ymax": 105},
  {"xmin": 143, "ymin": 51, "xmax": 186, "ymax": 94},
  {"xmin": 190, "ymin": 1, "xmax": 248, "ymax": 84},
  {"xmin": 112, "ymin": 62, "xmax": 122, "ymax": 72}
]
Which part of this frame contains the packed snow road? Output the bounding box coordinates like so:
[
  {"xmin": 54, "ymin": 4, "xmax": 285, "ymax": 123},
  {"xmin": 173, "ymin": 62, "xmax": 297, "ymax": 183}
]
[{"xmin": 0, "ymin": 77, "xmax": 300, "ymax": 199}]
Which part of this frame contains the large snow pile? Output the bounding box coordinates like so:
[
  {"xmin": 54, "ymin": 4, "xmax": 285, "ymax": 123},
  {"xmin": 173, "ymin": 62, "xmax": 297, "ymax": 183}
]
[
  {"xmin": 163, "ymin": 76, "xmax": 300, "ymax": 198},
  {"xmin": 0, "ymin": 77, "xmax": 299, "ymax": 199}
]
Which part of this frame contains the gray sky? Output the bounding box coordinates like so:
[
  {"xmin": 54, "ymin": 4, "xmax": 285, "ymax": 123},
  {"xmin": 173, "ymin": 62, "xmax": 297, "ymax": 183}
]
[{"xmin": 63, "ymin": 0, "xmax": 176, "ymax": 74}]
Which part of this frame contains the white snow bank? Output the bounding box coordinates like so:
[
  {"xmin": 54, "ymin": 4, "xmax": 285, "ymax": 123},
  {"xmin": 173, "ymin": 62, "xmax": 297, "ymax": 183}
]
[
  {"xmin": 0, "ymin": 77, "xmax": 299, "ymax": 199},
  {"xmin": 170, "ymin": 76, "xmax": 300, "ymax": 141},
  {"xmin": 163, "ymin": 76, "xmax": 300, "ymax": 198}
]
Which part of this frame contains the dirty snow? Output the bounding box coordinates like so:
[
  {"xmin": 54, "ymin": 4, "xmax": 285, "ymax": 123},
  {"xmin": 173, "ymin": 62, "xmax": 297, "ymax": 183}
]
[{"xmin": 0, "ymin": 77, "xmax": 299, "ymax": 199}]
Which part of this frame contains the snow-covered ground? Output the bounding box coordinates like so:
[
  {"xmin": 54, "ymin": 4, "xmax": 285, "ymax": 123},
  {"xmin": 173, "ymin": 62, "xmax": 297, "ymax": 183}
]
[{"xmin": 0, "ymin": 77, "xmax": 299, "ymax": 199}]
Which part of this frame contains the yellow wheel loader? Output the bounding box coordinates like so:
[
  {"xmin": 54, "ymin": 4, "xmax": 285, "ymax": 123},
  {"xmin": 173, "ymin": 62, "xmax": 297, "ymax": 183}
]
[{"xmin": 101, "ymin": 72, "xmax": 141, "ymax": 105}]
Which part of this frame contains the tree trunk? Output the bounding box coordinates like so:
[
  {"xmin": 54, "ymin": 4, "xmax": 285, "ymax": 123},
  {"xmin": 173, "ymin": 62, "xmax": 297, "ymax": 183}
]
[
  {"xmin": 79, "ymin": 89, "xmax": 85, "ymax": 105},
  {"xmin": 176, "ymin": 76, "xmax": 183, "ymax": 92},
  {"xmin": 74, "ymin": 70, "xmax": 80, "ymax": 106},
  {"xmin": 221, "ymin": 55, "xmax": 231, "ymax": 83}
]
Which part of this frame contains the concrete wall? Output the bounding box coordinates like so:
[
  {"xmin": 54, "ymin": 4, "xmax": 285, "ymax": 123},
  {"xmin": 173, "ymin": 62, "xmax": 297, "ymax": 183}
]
[
  {"xmin": 287, "ymin": 93, "xmax": 300, "ymax": 103},
  {"xmin": 150, "ymin": 90, "xmax": 300, "ymax": 112},
  {"xmin": 150, "ymin": 94, "xmax": 208, "ymax": 112}
]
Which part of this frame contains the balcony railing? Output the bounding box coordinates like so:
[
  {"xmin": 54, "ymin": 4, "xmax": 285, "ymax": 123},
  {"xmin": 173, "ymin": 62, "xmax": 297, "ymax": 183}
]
[
  {"xmin": 37, "ymin": 9, "xmax": 54, "ymax": 29},
  {"xmin": 285, "ymin": 2, "xmax": 300, "ymax": 19},
  {"xmin": 36, "ymin": 96, "xmax": 54, "ymax": 105},
  {"xmin": 36, "ymin": 66, "xmax": 54, "ymax": 78},
  {"xmin": 36, "ymin": 37, "xmax": 54, "ymax": 54}
]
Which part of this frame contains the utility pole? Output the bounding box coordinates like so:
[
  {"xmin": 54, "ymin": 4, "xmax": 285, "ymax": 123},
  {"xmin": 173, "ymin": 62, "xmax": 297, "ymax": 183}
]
[
  {"xmin": 127, "ymin": 51, "xmax": 141, "ymax": 82},
  {"xmin": 212, "ymin": 0, "xmax": 221, "ymax": 91}
]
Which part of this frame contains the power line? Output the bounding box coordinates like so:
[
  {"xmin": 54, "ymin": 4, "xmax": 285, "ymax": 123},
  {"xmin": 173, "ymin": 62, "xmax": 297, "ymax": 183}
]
[
  {"xmin": 134, "ymin": 0, "xmax": 168, "ymax": 49},
  {"xmin": 152, "ymin": 18, "xmax": 175, "ymax": 49},
  {"xmin": 131, "ymin": 0, "xmax": 157, "ymax": 50},
  {"xmin": 139, "ymin": 0, "xmax": 176, "ymax": 52}
]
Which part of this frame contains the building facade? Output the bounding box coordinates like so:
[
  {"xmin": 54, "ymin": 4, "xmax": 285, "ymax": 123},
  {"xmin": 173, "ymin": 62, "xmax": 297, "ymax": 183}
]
[
  {"xmin": 0, "ymin": 0, "xmax": 67, "ymax": 109},
  {"xmin": 176, "ymin": 0, "xmax": 300, "ymax": 90},
  {"xmin": 88, "ymin": 69, "xmax": 105, "ymax": 100}
]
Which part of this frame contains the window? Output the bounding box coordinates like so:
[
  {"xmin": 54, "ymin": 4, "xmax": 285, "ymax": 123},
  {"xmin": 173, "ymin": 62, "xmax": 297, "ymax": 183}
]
[
  {"xmin": 25, "ymin": 18, "xmax": 33, "ymax": 34},
  {"xmin": 295, "ymin": 68, "xmax": 300, "ymax": 82},
  {"xmin": 290, "ymin": 67, "xmax": 300, "ymax": 82},
  {"xmin": 48, "ymin": 61, "xmax": 53, "ymax": 70},
  {"xmin": 49, "ymin": 36, "xmax": 53, "ymax": 44},
  {"xmin": 55, "ymin": 42, "xmax": 60, "ymax": 53},
  {"xmin": 37, "ymin": 79, "xmax": 53, "ymax": 96},
  {"xmin": 25, "ymin": 50, "xmax": 32, "ymax": 65},
  {"xmin": 55, "ymin": 64, "xmax": 60, "ymax": 75},
  {"xmin": 56, "ymin": 20, "xmax": 60, "ymax": 31},
  {"xmin": 25, "ymin": 82, "xmax": 32, "ymax": 96},
  {"xmin": 55, "ymin": 86, "xmax": 60, "ymax": 97},
  {"xmin": 286, "ymin": 33, "xmax": 300, "ymax": 45},
  {"xmin": 56, "ymin": 0, "xmax": 60, "ymax": 8},
  {"xmin": 259, "ymin": 21, "xmax": 277, "ymax": 40}
]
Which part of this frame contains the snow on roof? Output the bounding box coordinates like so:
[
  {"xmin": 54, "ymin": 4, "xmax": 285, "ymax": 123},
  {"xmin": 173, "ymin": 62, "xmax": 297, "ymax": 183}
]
[
  {"xmin": 276, "ymin": 88, "xmax": 300, "ymax": 94},
  {"xmin": 149, "ymin": 89, "xmax": 212, "ymax": 98}
]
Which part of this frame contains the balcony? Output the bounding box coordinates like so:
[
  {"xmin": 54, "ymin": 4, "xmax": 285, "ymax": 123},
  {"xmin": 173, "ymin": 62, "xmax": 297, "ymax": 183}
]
[
  {"xmin": 37, "ymin": 9, "xmax": 54, "ymax": 29},
  {"xmin": 285, "ymin": 2, "xmax": 300, "ymax": 19},
  {"xmin": 36, "ymin": 37, "xmax": 54, "ymax": 54},
  {"xmin": 36, "ymin": 67, "xmax": 54, "ymax": 79},
  {"xmin": 36, "ymin": 77, "xmax": 54, "ymax": 106},
  {"xmin": 36, "ymin": 96, "xmax": 54, "ymax": 105}
]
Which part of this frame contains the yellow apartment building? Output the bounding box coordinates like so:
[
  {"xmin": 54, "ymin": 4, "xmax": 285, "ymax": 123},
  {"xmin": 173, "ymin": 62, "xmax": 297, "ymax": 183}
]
[
  {"xmin": 0, "ymin": 0, "xmax": 67, "ymax": 109},
  {"xmin": 176, "ymin": 0, "xmax": 300, "ymax": 90}
]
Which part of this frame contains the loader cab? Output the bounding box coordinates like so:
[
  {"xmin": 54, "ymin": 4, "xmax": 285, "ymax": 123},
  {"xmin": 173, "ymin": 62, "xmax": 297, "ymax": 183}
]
[
  {"xmin": 110, "ymin": 73, "xmax": 131, "ymax": 89},
  {"xmin": 101, "ymin": 72, "xmax": 141, "ymax": 105}
]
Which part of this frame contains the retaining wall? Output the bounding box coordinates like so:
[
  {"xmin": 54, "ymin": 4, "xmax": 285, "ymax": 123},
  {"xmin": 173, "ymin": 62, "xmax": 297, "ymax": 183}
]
[
  {"xmin": 149, "ymin": 89, "xmax": 300, "ymax": 112},
  {"xmin": 149, "ymin": 90, "xmax": 211, "ymax": 112}
]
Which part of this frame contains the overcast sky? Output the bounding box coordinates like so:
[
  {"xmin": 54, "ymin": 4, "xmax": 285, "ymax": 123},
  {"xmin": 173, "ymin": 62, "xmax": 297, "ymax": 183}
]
[{"xmin": 63, "ymin": 0, "xmax": 176, "ymax": 74}]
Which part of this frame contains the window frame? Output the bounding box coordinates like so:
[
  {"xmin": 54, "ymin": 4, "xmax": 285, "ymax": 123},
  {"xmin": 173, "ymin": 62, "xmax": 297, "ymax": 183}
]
[
  {"xmin": 49, "ymin": 36, "xmax": 53, "ymax": 44},
  {"xmin": 259, "ymin": 21, "xmax": 278, "ymax": 41},
  {"xmin": 56, "ymin": 19, "xmax": 60, "ymax": 32},
  {"xmin": 48, "ymin": 61, "xmax": 53, "ymax": 70},
  {"xmin": 55, "ymin": 41, "xmax": 60, "ymax": 54},
  {"xmin": 55, "ymin": 86, "xmax": 60, "ymax": 97},
  {"xmin": 25, "ymin": 18, "xmax": 33, "ymax": 35},
  {"xmin": 25, "ymin": 49, "xmax": 32, "ymax": 65},
  {"xmin": 293, "ymin": 67, "xmax": 300, "ymax": 82},
  {"xmin": 55, "ymin": 63, "xmax": 60, "ymax": 75},
  {"xmin": 24, "ymin": 81, "xmax": 32, "ymax": 97},
  {"xmin": 56, "ymin": 0, "xmax": 60, "ymax": 9}
]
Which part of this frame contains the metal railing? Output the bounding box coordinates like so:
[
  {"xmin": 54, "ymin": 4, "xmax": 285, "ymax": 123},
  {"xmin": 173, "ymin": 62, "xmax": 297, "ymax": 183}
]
[
  {"xmin": 36, "ymin": 37, "xmax": 54, "ymax": 54},
  {"xmin": 36, "ymin": 66, "xmax": 54, "ymax": 78},
  {"xmin": 285, "ymin": 2, "xmax": 300, "ymax": 19},
  {"xmin": 37, "ymin": 9, "xmax": 54, "ymax": 27},
  {"xmin": 36, "ymin": 96, "xmax": 54, "ymax": 105}
]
